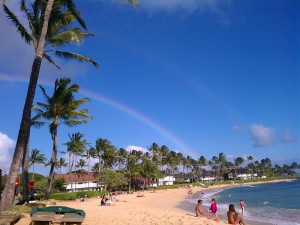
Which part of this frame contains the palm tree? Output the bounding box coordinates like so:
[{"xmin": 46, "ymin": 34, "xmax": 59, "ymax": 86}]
[
  {"xmin": 76, "ymin": 159, "xmax": 87, "ymax": 171},
  {"xmin": 64, "ymin": 132, "xmax": 89, "ymax": 191},
  {"xmin": 84, "ymin": 147, "xmax": 96, "ymax": 172},
  {"xmin": 55, "ymin": 158, "xmax": 68, "ymax": 174},
  {"xmin": 0, "ymin": 0, "xmax": 97, "ymax": 210},
  {"xmin": 29, "ymin": 149, "xmax": 46, "ymax": 181},
  {"xmin": 198, "ymin": 155, "xmax": 207, "ymax": 181},
  {"xmin": 116, "ymin": 148, "xmax": 128, "ymax": 171},
  {"xmin": 160, "ymin": 145, "xmax": 170, "ymax": 173},
  {"xmin": 32, "ymin": 78, "xmax": 92, "ymax": 199},
  {"xmin": 1, "ymin": 0, "xmax": 138, "ymax": 210},
  {"xmin": 233, "ymin": 157, "xmax": 245, "ymax": 179},
  {"xmin": 140, "ymin": 153, "xmax": 160, "ymax": 190},
  {"xmin": 95, "ymin": 138, "xmax": 111, "ymax": 175},
  {"xmin": 102, "ymin": 145, "xmax": 118, "ymax": 169}
]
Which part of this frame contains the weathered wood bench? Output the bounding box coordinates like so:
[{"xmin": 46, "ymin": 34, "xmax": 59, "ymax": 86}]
[
  {"xmin": 31, "ymin": 211, "xmax": 56, "ymax": 225},
  {"xmin": 0, "ymin": 214, "xmax": 21, "ymax": 225},
  {"xmin": 60, "ymin": 213, "xmax": 84, "ymax": 225}
]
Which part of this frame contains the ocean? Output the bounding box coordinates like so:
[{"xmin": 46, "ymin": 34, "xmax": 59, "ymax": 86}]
[{"xmin": 186, "ymin": 179, "xmax": 300, "ymax": 225}]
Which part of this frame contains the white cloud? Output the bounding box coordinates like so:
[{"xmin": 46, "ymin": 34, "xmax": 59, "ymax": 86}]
[
  {"xmin": 91, "ymin": 0, "xmax": 231, "ymax": 23},
  {"xmin": 140, "ymin": 0, "xmax": 228, "ymax": 13},
  {"xmin": 280, "ymin": 129, "xmax": 297, "ymax": 143},
  {"xmin": 0, "ymin": 132, "xmax": 16, "ymax": 172},
  {"xmin": 232, "ymin": 125, "xmax": 243, "ymax": 132},
  {"xmin": 126, "ymin": 145, "xmax": 148, "ymax": 153},
  {"xmin": 249, "ymin": 124, "xmax": 275, "ymax": 147}
]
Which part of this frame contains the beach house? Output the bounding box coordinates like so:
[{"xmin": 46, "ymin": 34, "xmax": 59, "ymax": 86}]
[
  {"xmin": 228, "ymin": 169, "xmax": 258, "ymax": 180},
  {"xmin": 53, "ymin": 172, "xmax": 104, "ymax": 192}
]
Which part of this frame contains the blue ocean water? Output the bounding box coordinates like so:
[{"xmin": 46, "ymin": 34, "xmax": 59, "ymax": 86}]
[{"xmin": 186, "ymin": 179, "xmax": 300, "ymax": 225}]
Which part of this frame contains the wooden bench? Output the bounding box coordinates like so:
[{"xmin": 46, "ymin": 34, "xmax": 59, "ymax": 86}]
[
  {"xmin": 31, "ymin": 211, "xmax": 56, "ymax": 225},
  {"xmin": 60, "ymin": 213, "xmax": 84, "ymax": 225},
  {"xmin": 0, "ymin": 214, "xmax": 21, "ymax": 225}
]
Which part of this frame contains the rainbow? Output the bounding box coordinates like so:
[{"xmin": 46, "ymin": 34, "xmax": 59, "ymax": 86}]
[
  {"xmin": 99, "ymin": 31, "xmax": 241, "ymax": 122},
  {"xmin": 0, "ymin": 73, "xmax": 196, "ymax": 157}
]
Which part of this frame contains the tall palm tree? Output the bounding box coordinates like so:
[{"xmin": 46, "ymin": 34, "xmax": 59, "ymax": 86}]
[
  {"xmin": 102, "ymin": 145, "xmax": 118, "ymax": 169},
  {"xmin": 29, "ymin": 149, "xmax": 47, "ymax": 181},
  {"xmin": 64, "ymin": 132, "xmax": 89, "ymax": 191},
  {"xmin": 160, "ymin": 145, "xmax": 170, "ymax": 173},
  {"xmin": 198, "ymin": 155, "xmax": 207, "ymax": 180},
  {"xmin": 1, "ymin": 0, "xmax": 136, "ymax": 211},
  {"xmin": 95, "ymin": 138, "xmax": 111, "ymax": 176},
  {"xmin": 84, "ymin": 147, "xmax": 96, "ymax": 172},
  {"xmin": 1, "ymin": 0, "xmax": 96, "ymax": 210},
  {"xmin": 76, "ymin": 159, "xmax": 87, "ymax": 171},
  {"xmin": 55, "ymin": 158, "xmax": 68, "ymax": 174},
  {"xmin": 233, "ymin": 156, "xmax": 245, "ymax": 179},
  {"xmin": 32, "ymin": 78, "xmax": 92, "ymax": 199},
  {"xmin": 116, "ymin": 148, "xmax": 128, "ymax": 171}
]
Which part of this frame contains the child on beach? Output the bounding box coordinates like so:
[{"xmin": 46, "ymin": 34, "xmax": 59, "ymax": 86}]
[
  {"xmin": 240, "ymin": 200, "xmax": 246, "ymax": 215},
  {"xmin": 207, "ymin": 198, "xmax": 219, "ymax": 221},
  {"xmin": 195, "ymin": 200, "xmax": 204, "ymax": 217},
  {"xmin": 227, "ymin": 204, "xmax": 246, "ymax": 225}
]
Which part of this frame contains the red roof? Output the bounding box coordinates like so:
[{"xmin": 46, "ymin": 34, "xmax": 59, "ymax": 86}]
[{"xmin": 54, "ymin": 172, "xmax": 98, "ymax": 183}]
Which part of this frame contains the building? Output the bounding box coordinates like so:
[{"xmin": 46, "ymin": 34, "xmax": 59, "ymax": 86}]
[
  {"xmin": 228, "ymin": 169, "xmax": 258, "ymax": 180},
  {"xmin": 54, "ymin": 172, "xmax": 103, "ymax": 192}
]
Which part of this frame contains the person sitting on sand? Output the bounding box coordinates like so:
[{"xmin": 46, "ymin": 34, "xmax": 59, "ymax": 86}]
[
  {"xmin": 227, "ymin": 204, "xmax": 246, "ymax": 225},
  {"xmin": 136, "ymin": 192, "xmax": 144, "ymax": 197},
  {"xmin": 195, "ymin": 200, "xmax": 205, "ymax": 217},
  {"xmin": 207, "ymin": 198, "xmax": 218, "ymax": 221},
  {"xmin": 100, "ymin": 194, "xmax": 107, "ymax": 206}
]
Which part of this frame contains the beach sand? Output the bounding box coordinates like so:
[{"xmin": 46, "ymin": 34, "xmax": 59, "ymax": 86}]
[
  {"xmin": 15, "ymin": 180, "xmax": 288, "ymax": 225},
  {"xmin": 15, "ymin": 187, "xmax": 228, "ymax": 225}
]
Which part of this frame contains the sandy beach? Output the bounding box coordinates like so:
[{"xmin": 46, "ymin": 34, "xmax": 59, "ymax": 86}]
[
  {"xmin": 15, "ymin": 187, "xmax": 229, "ymax": 225},
  {"xmin": 14, "ymin": 180, "xmax": 289, "ymax": 225}
]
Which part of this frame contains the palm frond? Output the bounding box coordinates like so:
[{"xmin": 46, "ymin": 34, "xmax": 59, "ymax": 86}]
[
  {"xmin": 60, "ymin": 0, "xmax": 87, "ymax": 30},
  {"xmin": 43, "ymin": 53, "xmax": 61, "ymax": 69},
  {"xmin": 54, "ymin": 50, "xmax": 99, "ymax": 68},
  {"xmin": 3, "ymin": 4, "xmax": 33, "ymax": 45},
  {"xmin": 128, "ymin": 0, "xmax": 139, "ymax": 7},
  {"xmin": 20, "ymin": 0, "xmax": 36, "ymax": 36},
  {"xmin": 50, "ymin": 28, "xmax": 94, "ymax": 46}
]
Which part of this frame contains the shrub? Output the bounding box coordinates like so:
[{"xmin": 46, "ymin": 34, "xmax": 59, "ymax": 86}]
[
  {"xmin": 76, "ymin": 191, "xmax": 99, "ymax": 198},
  {"xmin": 50, "ymin": 192, "xmax": 77, "ymax": 201}
]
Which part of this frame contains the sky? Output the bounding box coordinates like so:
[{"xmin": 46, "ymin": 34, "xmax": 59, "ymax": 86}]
[{"xmin": 0, "ymin": 0, "xmax": 299, "ymax": 175}]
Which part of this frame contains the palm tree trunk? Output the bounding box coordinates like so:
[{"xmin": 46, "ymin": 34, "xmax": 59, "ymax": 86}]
[
  {"xmin": 97, "ymin": 155, "xmax": 101, "ymax": 191},
  {"xmin": 44, "ymin": 126, "xmax": 58, "ymax": 200},
  {"xmin": 32, "ymin": 164, "xmax": 35, "ymax": 181},
  {"xmin": 0, "ymin": 0, "xmax": 54, "ymax": 211},
  {"xmin": 74, "ymin": 155, "xmax": 77, "ymax": 192},
  {"xmin": 22, "ymin": 139, "xmax": 30, "ymax": 203}
]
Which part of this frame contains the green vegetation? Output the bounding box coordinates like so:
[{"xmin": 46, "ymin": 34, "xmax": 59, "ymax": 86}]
[
  {"xmin": 98, "ymin": 169, "xmax": 128, "ymax": 191},
  {"xmin": 2, "ymin": 205, "xmax": 32, "ymax": 214},
  {"xmin": 50, "ymin": 190, "xmax": 106, "ymax": 201}
]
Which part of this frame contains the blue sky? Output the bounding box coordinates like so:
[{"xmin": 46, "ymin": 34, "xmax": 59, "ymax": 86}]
[{"xmin": 0, "ymin": 0, "xmax": 299, "ymax": 175}]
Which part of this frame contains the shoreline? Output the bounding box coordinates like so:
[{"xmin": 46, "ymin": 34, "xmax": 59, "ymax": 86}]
[{"xmin": 14, "ymin": 179, "xmax": 294, "ymax": 225}]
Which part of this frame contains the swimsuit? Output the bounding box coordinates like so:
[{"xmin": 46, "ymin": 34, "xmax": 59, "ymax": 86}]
[{"xmin": 210, "ymin": 203, "xmax": 217, "ymax": 213}]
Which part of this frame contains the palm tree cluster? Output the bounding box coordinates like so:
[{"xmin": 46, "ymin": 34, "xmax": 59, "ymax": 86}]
[
  {"xmin": 51, "ymin": 139, "xmax": 300, "ymax": 192},
  {"xmin": 1, "ymin": 0, "xmax": 98, "ymax": 210}
]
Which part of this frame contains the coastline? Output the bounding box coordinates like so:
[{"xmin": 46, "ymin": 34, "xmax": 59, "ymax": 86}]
[{"xmin": 14, "ymin": 179, "xmax": 294, "ymax": 225}]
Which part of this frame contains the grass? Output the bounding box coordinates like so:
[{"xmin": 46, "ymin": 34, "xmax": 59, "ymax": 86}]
[{"xmin": 1, "ymin": 205, "xmax": 32, "ymax": 214}]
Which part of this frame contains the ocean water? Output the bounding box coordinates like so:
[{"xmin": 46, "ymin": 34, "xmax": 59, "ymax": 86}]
[{"xmin": 186, "ymin": 179, "xmax": 300, "ymax": 225}]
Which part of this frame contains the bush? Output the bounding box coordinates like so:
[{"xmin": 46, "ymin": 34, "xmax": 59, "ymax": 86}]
[
  {"xmin": 76, "ymin": 191, "xmax": 100, "ymax": 198},
  {"xmin": 50, "ymin": 190, "xmax": 107, "ymax": 201},
  {"xmin": 50, "ymin": 192, "xmax": 77, "ymax": 201}
]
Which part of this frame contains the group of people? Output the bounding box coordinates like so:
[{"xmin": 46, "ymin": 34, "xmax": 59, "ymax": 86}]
[
  {"xmin": 100, "ymin": 194, "xmax": 116, "ymax": 206},
  {"xmin": 195, "ymin": 198, "xmax": 247, "ymax": 225}
]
